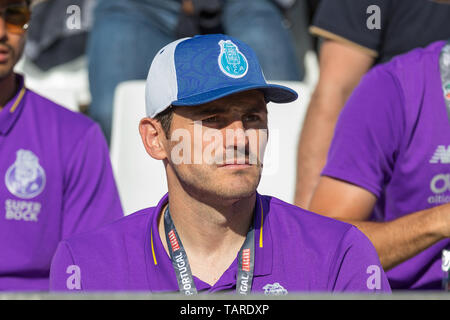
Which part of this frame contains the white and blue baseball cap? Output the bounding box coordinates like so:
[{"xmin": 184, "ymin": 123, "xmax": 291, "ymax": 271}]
[{"xmin": 145, "ymin": 34, "xmax": 298, "ymax": 117}]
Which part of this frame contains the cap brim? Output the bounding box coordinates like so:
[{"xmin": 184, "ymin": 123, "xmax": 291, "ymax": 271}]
[{"xmin": 171, "ymin": 83, "xmax": 298, "ymax": 107}]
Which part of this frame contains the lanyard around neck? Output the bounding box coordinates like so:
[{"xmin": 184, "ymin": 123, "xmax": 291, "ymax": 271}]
[
  {"xmin": 163, "ymin": 206, "xmax": 255, "ymax": 295},
  {"xmin": 439, "ymin": 40, "xmax": 450, "ymax": 123}
]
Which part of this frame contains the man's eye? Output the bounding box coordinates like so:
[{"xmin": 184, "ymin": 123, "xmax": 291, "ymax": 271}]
[
  {"xmin": 203, "ymin": 116, "xmax": 219, "ymax": 123},
  {"xmin": 244, "ymin": 114, "xmax": 261, "ymax": 121}
]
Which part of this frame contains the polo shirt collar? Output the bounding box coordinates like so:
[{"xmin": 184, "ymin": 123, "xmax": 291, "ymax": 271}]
[
  {"xmin": 144, "ymin": 192, "xmax": 273, "ymax": 292},
  {"xmin": 0, "ymin": 74, "xmax": 27, "ymax": 135},
  {"xmin": 144, "ymin": 193, "xmax": 178, "ymax": 292},
  {"xmin": 254, "ymin": 192, "xmax": 273, "ymax": 277}
]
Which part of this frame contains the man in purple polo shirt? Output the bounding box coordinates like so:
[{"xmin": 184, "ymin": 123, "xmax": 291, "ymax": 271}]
[
  {"xmin": 50, "ymin": 34, "xmax": 390, "ymax": 294},
  {"xmin": 0, "ymin": 0, "xmax": 123, "ymax": 291},
  {"xmin": 310, "ymin": 40, "xmax": 450, "ymax": 290}
]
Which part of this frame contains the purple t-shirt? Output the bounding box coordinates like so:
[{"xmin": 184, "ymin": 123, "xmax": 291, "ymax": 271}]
[
  {"xmin": 50, "ymin": 193, "xmax": 391, "ymax": 293},
  {"xmin": 0, "ymin": 75, "xmax": 123, "ymax": 291},
  {"xmin": 322, "ymin": 41, "xmax": 450, "ymax": 290}
]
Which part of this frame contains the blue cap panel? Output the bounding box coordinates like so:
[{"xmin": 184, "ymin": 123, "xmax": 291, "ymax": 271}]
[{"xmin": 173, "ymin": 34, "xmax": 266, "ymax": 101}]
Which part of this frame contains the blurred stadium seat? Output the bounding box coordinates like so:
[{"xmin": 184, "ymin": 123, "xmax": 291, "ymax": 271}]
[
  {"xmin": 258, "ymin": 81, "xmax": 311, "ymax": 202},
  {"xmin": 110, "ymin": 80, "xmax": 167, "ymax": 215},
  {"xmin": 14, "ymin": 55, "xmax": 90, "ymax": 112},
  {"xmin": 110, "ymin": 81, "xmax": 311, "ymax": 215}
]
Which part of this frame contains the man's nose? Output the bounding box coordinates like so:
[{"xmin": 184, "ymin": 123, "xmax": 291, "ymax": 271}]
[{"xmin": 225, "ymin": 120, "xmax": 249, "ymax": 147}]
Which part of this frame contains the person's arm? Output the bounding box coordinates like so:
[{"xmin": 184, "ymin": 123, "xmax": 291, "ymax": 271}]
[
  {"xmin": 310, "ymin": 177, "xmax": 450, "ymax": 271},
  {"xmin": 62, "ymin": 124, "xmax": 123, "ymax": 239},
  {"xmin": 306, "ymin": 58, "xmax": 450, "ymax": 271},
  {"xmin": 294, "ymin": 40, "xmax": 373, "ymax": 208}
]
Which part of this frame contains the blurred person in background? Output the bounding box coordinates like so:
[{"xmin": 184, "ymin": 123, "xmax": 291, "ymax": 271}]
[
  {"xmin": 87, "ymin": 0, "xmax": 303, "ymax": 143},
  {"xmin": 308, "ymin": 39, "xmax": 450, "ymax": 290},
  {"xmin": 0, "ymin": 0, "xmax": 123, "ymax": 291},
  {"xmin": 294, "ymin": 0, "xmax": 450, "ymax": 208},
  {"xmin": 23, "ymin": 0, "xmax": 94, "ymax": 71}
]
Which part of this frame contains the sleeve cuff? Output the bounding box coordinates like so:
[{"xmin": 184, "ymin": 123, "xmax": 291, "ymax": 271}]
[
  {"xmin": 309, "ymin": 25, "xmax": 379, "ymax": 58},
  {"xmin": 321, "ymin": 167, "xmax": 382, "ymax": 199}
]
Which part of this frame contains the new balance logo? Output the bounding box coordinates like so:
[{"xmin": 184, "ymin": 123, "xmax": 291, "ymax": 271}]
[{"xmin": 430, "ymin": 145, "xmax": 450, "ymax": 164}]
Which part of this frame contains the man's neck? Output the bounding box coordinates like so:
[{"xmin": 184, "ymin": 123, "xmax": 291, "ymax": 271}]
[
  {"xmin": 0, "ymin": 73, "xmax": 17, "ymax": 111},
  {"xmin": 158, "ymin": 185, "xmax": 256, "ymax": 285},
  {"xmin": 166, "ymin": 191, "xmax": 256, "ymax": 253}
]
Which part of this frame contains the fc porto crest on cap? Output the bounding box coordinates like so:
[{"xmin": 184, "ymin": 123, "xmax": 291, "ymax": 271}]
[
  {"xmin": 218, "ymin": 40, "xmax": 248, "ymax": 79},
  {"xmin": 5, "ymin": 149, "xmax": 46, "ymax": 199}
]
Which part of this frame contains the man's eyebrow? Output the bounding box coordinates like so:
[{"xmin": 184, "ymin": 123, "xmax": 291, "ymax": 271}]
[
  {"xmin": 190, "ymin": 105, "xmax": 229, "ymax": 116},
  {"xmin": 191, "ymin": 102, "xmax": 267, "ymax": 117},
  {"xmin": 245, "ymin": 104, "xmax": 268, "ymax": 114}
]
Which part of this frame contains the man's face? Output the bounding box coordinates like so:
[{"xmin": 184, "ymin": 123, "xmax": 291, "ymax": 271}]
[
  {"xmin": 164, "ymin": 90, "xmax": 268, "ymax": 202},
  {"xmin": 0, "ymin": 0, "xmax": 29, "ymax": 80}
]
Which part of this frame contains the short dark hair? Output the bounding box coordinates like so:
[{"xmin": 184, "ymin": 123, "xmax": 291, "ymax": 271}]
[{"xmin": 153, "ymin": 106, "xmax": 174, "ymax": 138}]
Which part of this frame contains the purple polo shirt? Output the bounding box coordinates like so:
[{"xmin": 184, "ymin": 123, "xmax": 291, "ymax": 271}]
[
  {"xmin": 322, "ymin": 41, "xmax": 450, "ymax": 290},
  {"xmin": 0, "ymin": 75, "xmax": 123, "ymax": 291},
  {"xmin": 50, "ymin": 193, "xmax": 390, "ymax": 293}
]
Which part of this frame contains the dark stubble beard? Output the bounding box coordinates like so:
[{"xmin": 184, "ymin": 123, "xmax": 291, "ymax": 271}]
[{"xmin": 0, "ymin": 42, "xmax": 18, "ymax": 81}]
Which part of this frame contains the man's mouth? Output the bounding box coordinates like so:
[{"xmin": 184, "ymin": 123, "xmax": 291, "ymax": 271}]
[
  {"xmin": 218, "ymin": 158, "xmax": 253, "ymax": 168},
  {"xmin": 0, "ymin": 47, "xmax": 11, "ymax": 63}
]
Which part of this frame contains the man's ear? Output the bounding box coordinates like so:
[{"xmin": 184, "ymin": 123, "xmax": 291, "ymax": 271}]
[{"xmin": 139, "ymin": 117, "xmax": 168, "ymax": 160}]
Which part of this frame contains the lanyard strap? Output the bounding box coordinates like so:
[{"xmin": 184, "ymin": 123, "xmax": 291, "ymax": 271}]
[
  {"xmin": 439, "ymin": 40, "xmax": 450, "ymax": 123},
  {"xmin": 163, "ymin": 206, "xmax": 255, "ymax": 295}
]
